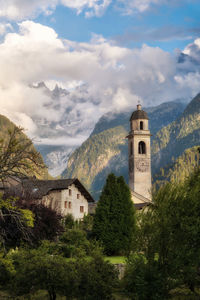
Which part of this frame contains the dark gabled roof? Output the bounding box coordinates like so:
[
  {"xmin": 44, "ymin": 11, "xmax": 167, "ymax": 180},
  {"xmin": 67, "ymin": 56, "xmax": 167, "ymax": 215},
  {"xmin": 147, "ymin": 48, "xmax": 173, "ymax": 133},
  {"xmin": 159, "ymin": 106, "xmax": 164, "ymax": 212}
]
[
  {"xmin": 21, "ymin": 178, "xmax": 94, "ymax": 203},
  {"xmin": 130, "ymin": 110, "xmax": 149, "ymax": 121}
]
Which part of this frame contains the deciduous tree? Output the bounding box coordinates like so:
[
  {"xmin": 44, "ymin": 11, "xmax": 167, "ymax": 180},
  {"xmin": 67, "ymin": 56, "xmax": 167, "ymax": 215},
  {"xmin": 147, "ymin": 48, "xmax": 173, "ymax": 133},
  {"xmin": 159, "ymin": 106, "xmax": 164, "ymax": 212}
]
[{"xmin": 0, "ymin": 126, "xmax": 46, "ymax": 183}]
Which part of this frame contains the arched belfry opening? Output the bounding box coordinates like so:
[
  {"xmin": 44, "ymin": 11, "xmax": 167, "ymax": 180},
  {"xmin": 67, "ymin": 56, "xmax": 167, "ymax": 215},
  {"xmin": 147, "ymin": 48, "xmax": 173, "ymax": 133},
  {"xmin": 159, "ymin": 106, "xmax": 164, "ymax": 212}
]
[
  {"xmin": 140, "ymin": 121, "xmax": 143, "ymax": 130},
  {"xmin": 138, "ymin": 141, "xmax": 146, "ymax": 154}
]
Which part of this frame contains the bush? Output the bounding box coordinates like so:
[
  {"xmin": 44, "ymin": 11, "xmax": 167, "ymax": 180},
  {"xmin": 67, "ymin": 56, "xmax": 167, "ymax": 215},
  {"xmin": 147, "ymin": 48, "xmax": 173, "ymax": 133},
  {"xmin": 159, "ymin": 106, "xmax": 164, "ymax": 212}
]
[{"xmin": 123, "ymin": 254, "xmax": 167, "ymax": 300}]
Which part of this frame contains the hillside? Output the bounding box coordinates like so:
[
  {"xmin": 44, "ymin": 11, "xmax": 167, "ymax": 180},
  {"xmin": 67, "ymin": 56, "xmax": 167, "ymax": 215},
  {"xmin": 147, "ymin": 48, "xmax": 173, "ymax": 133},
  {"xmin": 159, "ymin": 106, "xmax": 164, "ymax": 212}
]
[
  {"xmin": 0, "ymin": 114, "xmax": 48, "ymax": 179},
  {"xmin": 63, "ymin": 100, "xmax": 187, "ymax": 199},
  {"xmin": 154, "ymin": 145, "xmax": 200, "ymax": 189},
  {"xmin": 152, "ymin": 93, "xmax": 200, "ymax": 175}
]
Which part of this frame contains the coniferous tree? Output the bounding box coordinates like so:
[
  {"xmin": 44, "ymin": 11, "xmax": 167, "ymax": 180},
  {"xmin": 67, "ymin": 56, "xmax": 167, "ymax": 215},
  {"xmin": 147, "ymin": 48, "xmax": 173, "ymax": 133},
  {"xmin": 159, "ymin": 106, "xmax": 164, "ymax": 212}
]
[{"xmin": 92, "ymin": 173, "xmax": 136, "ymax": 255}]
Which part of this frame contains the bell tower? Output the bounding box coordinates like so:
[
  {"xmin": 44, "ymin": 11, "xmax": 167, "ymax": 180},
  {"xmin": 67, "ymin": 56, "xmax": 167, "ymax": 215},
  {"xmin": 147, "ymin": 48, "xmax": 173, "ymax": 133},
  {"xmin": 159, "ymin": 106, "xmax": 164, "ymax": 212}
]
[{"xmin": 127, "ymin": 104, "xmax": 152, "ymax": 203}]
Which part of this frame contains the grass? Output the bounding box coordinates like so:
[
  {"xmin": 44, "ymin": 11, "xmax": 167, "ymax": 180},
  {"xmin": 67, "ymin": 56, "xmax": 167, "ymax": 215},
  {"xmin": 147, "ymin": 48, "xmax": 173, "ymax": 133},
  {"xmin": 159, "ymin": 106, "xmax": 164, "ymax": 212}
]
[
  {"xmin": 65, "ymin": 256, "xmax": 126, "ymax": 264},
  {"xmin": 104, "ymin": 256, "xmax": 126, "ymax": 264}
]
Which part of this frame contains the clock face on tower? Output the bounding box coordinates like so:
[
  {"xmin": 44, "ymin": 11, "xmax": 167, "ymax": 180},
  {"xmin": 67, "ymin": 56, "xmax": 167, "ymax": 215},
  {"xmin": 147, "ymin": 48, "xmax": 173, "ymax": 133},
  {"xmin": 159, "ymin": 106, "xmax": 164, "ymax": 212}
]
[
  {"xmin": 129, "ymin": 159, "xmax": 133, "ymax": 172},
  {"xmin": 136, "ymin": 159, "xmax": 149, "ymax": 172}
]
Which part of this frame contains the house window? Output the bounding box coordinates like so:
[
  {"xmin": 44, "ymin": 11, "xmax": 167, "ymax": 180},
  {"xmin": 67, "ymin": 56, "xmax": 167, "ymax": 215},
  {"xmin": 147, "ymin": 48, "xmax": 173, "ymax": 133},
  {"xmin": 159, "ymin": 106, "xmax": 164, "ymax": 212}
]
[
  {"xmin": 64, "ymin": 201, "xmax": 67, "ymax": 208},
  {"xmin": 68, "ymin": 202, "xmax": 71, "ymax": 209},
  {"xmin": 77, "ymin": 194, "xmax": 80, "ymax": 199},
  {"xmin": 140, "ymin": 121, "xmax": 144, "ymax": 130},
  {"xmin": 138, "ymin": 141, "xmax": 146, "ymax": 154},
  {"xmin": 69, "ymin": 189, "xmax": 72, "ymax": 196},
  {"xmin": 80, "ymin": 206, "xmax": 84, "ymax": 213}
]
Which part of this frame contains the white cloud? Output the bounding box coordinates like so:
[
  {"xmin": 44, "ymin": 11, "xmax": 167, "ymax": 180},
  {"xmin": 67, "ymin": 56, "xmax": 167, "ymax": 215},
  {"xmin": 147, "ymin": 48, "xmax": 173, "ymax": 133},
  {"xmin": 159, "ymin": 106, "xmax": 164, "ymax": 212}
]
[
  {"xmin": 183, "ymin": 38, "xmax": 200, "ymax": 63},
  {"xmin": 61, "ymin": 0, "xmax": 111, "ymax": 17},
  {"xmin": 0, "ymin": 0, "xmax": 183, "ymax": 20},
  {"xmin": 0, "ymin": 0, "xmax": 57, "ymax": 20},
  {"xmin": 0, "ymin": 21, "xmax": 199, "ymax": 149},
  {"xmin": 0, "ymin": 23, "xmax": 13, "ymax": 35},
  {"xmin": 117, "ymin": 0, "xmax": 162, "ymax": 14},
  {"xmin": 0, "ymin": 0, "xmax": 111, "ymax": 19}
]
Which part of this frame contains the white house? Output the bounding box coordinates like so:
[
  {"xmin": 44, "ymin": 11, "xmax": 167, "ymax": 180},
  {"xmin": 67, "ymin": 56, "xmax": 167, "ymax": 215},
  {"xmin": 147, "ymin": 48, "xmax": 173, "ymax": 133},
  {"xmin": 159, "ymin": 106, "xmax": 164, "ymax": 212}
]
[{"xmin": 21, "ymin": 178, "xmax": 95, "ymax": 220}]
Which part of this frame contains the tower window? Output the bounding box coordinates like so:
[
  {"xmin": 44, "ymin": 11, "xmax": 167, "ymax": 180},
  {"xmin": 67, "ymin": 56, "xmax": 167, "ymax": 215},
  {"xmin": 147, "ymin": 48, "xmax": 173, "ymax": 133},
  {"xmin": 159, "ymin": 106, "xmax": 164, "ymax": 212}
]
[
  {"xmin": 140, "ymin": 121, "xmax": 143, "ymax": 130},
  {"xmin": 130, "ymin": 141, "xmax": 133, "ymax": 155},
  {"xmin": 138, "ymin": 141, "xmax": 146, "ymax": 154}
]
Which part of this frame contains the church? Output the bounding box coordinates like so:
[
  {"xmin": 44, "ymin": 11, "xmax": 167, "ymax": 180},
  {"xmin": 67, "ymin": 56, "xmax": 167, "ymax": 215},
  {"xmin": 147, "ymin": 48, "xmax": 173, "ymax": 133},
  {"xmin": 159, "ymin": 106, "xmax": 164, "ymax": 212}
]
[{"xmin": 126, "ymin": 104, "xmax": 152, "ymax": 209}]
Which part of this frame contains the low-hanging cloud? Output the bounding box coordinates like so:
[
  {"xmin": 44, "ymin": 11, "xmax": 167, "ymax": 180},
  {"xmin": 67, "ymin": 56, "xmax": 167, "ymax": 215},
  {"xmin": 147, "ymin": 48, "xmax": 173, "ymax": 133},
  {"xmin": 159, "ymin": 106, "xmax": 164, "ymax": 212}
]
[{"xmin": 0, "ymin": 21, "xmax": 200, "ymax": 147}]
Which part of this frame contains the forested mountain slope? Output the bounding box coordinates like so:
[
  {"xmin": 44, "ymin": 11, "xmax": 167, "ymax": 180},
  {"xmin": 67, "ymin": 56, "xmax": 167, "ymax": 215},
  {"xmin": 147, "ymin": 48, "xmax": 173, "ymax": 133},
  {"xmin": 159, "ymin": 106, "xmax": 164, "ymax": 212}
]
[
  {"xmin": 154, "ymin": 146, "xmax": 200, "ymax": 188},
  {"xmin": 152, "ymin": 93, "xmax": 200, "ymax": 175}
]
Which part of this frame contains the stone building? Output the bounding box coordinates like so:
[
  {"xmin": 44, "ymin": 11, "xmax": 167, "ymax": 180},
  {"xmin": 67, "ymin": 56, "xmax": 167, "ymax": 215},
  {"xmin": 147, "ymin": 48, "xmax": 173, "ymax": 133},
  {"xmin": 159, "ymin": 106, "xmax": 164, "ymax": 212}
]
[
  {"xmin": 21, "ymin": 178, "xmax": 94, "ymax": 220},
  {"xmin": 126, "ymin": 104, "xmax": 152, "ymax": 208}
]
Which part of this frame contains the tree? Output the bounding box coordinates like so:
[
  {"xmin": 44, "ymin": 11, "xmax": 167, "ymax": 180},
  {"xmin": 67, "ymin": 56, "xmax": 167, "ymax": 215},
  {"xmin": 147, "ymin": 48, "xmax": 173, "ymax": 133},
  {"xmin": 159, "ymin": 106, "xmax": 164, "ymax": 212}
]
[
  {"xmin": 123, "ymin": 254, "xmax": 166, "ymax": 300},
  {"xmin": 18, "ymin": 201, "xmax": 64, "ymax": 245},
  {"xmin": 123, "ymin": 168, "xmax": 200, "ymax": 298},
  {"xmin": 0, "ymin": 126, "xmax": 46, "ymax": 183},
  {"xmin": 92, "ymin": 173, "xmax": 136, "ymax": 255},
  {"xmin": 3, "ymin": 185, "xmax": 64, "ymax": 246},
  {"xmin": 12, "ymin": 249, "xmax": 71, "ymax": 300},
  {"xmin": 75, "ymin": 255, "xmax": 118, "ymax": 300},
  {"xmin": 11, "ymin": 248, "xmax": 118, "ymax": 300},
  {"xmin": 59, "ymin": 228, "xmax": 90, "ymax": 258},
  {"xmin": 0, "ymin": 196, "xmax": 34, "ymax": 251}
]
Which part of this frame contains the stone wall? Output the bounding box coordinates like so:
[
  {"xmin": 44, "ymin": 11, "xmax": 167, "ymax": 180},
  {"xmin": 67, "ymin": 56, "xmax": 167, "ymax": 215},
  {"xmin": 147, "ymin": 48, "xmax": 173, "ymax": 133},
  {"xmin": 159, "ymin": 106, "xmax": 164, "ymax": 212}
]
[{"xmin": 114, "ymin": 264, "xmax": 126, "ymax": 280}]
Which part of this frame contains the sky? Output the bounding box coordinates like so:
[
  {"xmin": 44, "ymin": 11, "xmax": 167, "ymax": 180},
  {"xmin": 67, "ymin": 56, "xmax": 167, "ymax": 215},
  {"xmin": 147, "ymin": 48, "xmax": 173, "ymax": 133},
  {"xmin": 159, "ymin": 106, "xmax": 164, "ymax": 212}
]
[{"xmin": 0, "ymin": 0, "xmax": 200, "ymax": 149}]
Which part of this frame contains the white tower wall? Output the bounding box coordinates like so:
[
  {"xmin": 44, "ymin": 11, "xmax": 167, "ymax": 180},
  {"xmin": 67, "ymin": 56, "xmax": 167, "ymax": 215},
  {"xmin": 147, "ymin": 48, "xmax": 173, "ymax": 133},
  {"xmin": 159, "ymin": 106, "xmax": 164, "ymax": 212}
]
[{"xmin": 127, "ymin": 105, "xmax": 152, "ymax": 202}]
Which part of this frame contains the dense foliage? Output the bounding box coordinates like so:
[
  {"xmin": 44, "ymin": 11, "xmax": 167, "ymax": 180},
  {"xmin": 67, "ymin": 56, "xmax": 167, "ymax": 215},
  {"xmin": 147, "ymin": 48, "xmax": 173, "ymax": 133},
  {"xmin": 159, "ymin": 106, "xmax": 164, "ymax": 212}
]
[
  {"xmin": 152, "ymin": 93, "xmax": 200, "ymax": 176},
  {"xmin": 92, "ymin": 173, "xmax": 136, "ymax": 255},
  {"xmin": 0, "ymin": 196, "xmax": 34, "ymax": 251},
  {"xmin": 154, "ymin": 145, "xmax": 200, "ymax": 188},
  {"xmin": 9, "ymin": 248, "xmax": 118, "ymax": 300},
  {"xmin": 19, "ymin": 202, "xmax": 64, "ymax": 244},
  {"xmin": 123, "ymin": 168, "xmax": 200, "ymax": 299}
]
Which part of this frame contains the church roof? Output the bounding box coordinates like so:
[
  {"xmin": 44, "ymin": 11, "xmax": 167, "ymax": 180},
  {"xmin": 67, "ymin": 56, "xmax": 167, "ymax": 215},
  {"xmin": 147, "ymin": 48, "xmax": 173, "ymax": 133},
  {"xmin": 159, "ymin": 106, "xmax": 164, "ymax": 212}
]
[{"xmin": 130, "ymin": 109, "xmax": 149, "ymax": 121}]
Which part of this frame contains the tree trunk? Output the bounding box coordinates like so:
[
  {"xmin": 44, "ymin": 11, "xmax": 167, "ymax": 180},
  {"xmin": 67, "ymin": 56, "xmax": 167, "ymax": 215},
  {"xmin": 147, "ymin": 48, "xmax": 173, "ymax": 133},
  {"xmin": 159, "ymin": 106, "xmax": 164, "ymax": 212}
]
[{"xmin": 48, "ymin": 290, "xmax": 56, "ymax": 300}]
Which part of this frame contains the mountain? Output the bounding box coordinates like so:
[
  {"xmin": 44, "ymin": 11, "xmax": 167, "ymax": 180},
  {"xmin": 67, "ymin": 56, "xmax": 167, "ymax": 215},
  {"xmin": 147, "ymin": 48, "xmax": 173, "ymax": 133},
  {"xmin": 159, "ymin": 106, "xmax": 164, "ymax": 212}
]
[
  {"xmin": 0, "ymin": 114, "xmax": 48, "ymax": 179},
  {"xmin": 35, "ymin": 144, "xmax": 75, "ymax": 177},
  {"xmin": 152, "ymin": 93, "xmax": 200, "ymax": 175},
  {"xmin": 154, "ymin": 146, "xmax": 200, "ymax": 188},
  {"xmin": 91, "ymin": 100, "xmax": 186, "ymax": 136},
  {"xmin": 62, "ymin": 100, "xmax": 187, "ymax": 199},
  {"xmin": 31, "ymin": 82, "xmax": 95, "ymax": 177}
]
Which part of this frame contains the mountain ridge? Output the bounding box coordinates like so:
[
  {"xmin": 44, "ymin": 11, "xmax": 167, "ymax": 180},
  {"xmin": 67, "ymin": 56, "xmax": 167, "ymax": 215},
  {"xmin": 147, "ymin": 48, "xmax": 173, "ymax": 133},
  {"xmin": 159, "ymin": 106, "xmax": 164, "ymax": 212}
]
[{"xmin": 62, "ymin": 99, "xmax": 188, "ymax": 199}]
